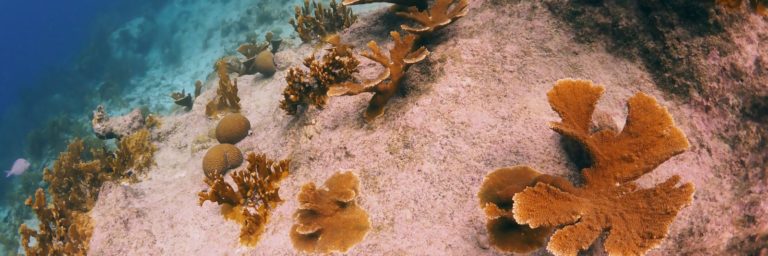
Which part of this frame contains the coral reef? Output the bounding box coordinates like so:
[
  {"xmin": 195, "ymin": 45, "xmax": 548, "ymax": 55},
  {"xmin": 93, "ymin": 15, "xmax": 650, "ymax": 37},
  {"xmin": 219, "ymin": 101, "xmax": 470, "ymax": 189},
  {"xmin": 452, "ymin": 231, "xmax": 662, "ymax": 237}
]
[
  {"xmin": 202, "ymin": 144, "xmax": 243, "ymax": 179},
  {"xmin": 328, "ymin": 31, "xmax": 429, "ymax": 121},
  {"xmin": 170, "ymin": 89, "xmax": 193, "ymax": 110},
  {"xmin": 107, "ymin": 129, "xmax": 157, "ymax": 182},
  {"xmin": 91, "ymin": 105, "xmax": 146, "ymax": 140},
  {"xmin": 21, "ymin": 131, "xmax": 156, "ymax": 254},
  {"xmin": 205, "ymin": 59, "xmax": 241, "ymax": 117},
  {"xmin": 395, "ymin": 0, "xmax": 470, "ymax": 36},
  {"xmin": 510, "ymin": 79, "xmax": 695, "ymax": 256},
  {"xmin": 18, "ymin": 188, "xmax": 92, "ymax": 256},
  {"xmin": 289, "ymin": 0, "xmax": 358, "ymax": 43},
  {"xmin": 290, "ymin": 171, "xmax": 371, "ymax": 253},
  {"xmin": 478, "ymin": 166, "xmax": 554, "ymax": 253},
  {"xmin": 194, "ymin": 80, "xmax": 203, "ymax": 98},
  {"xmin": 198, "ymin": 152, "xmax": 291, "ymax": 246},
  {"xmin": 215, "ymin": 113, "xmax": 251, "ymax": 144},
  {"xmin": 280, "ymin": 36, "xmax": 360, "ymax": 115},
  {"xmin": 237, "ymin": 32, "xmax": 278, "ymax": 76}
]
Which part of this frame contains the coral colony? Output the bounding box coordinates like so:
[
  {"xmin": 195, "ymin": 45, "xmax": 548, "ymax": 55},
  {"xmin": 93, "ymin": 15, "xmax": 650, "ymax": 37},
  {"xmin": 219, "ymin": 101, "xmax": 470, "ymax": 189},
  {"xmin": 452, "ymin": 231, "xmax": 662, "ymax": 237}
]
[{"xmin": 25, "ymin": 0, "xmax": 759, "ymax": 254}]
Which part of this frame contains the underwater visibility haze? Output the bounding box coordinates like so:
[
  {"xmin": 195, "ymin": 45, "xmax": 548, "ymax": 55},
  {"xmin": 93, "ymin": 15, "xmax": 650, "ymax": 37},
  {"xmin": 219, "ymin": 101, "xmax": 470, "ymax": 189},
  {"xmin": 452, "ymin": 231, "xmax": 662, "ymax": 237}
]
[{"xmin": 0, "ymin": 0, "xmax": 767, "ymax": 255}]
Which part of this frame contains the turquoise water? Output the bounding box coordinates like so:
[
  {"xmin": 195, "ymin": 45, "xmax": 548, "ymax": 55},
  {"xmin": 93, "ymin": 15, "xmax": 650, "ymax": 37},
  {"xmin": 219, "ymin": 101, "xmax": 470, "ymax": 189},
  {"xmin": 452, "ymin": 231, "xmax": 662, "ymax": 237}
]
[{"xmin": 0, "ymin": 0, "xmax": 318, "ymax": 253}]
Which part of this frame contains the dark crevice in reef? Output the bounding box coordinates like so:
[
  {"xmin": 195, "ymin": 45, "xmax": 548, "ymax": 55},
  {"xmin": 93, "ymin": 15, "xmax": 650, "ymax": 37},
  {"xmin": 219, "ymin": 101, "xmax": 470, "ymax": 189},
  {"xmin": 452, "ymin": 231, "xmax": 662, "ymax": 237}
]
[{"xmin": 543, "ymin": 0, "xmax": 732, "ymax": 99}]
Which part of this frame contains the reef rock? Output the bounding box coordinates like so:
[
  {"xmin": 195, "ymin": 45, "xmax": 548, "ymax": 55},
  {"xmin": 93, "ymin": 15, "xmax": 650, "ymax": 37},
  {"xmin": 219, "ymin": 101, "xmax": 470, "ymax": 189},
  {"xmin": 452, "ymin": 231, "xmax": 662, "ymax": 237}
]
[{"xmin": 91, "ymin": 105, "xmax": 146, "ymax": 140}]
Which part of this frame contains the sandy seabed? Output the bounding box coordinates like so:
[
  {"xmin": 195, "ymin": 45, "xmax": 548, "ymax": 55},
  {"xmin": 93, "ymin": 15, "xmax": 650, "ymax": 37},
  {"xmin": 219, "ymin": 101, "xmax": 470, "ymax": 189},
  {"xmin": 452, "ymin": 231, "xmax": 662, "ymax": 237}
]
[{"xmin": 88, "ymin": 1, "xmax": 767, "ymax": 255}]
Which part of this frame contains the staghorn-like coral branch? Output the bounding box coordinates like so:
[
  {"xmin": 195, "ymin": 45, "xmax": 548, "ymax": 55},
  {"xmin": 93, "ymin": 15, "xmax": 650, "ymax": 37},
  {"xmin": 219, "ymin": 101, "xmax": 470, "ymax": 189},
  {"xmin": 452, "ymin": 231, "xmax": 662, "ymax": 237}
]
[
  {"xmin": 328, "ymin": 31, "xmax": 429, "ymax": 121},
  {"xmin": 395, "ymin": 0, "xmax": 469, "ymax": 36},
  {"xmin": 206, "ymin": 59, "xmax": 241, "ymax": 117},
  {"xmin": 508, "ymin": 79, "xmax": 695, "ymax": 256}
]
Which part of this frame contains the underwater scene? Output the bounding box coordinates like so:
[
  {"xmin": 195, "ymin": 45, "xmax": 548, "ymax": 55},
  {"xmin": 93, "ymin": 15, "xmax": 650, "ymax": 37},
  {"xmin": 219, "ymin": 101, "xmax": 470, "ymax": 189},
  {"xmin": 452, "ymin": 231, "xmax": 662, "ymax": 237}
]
[{"xmin": 0, "ymin": 0, "xmax": 766, "ymax": 255}]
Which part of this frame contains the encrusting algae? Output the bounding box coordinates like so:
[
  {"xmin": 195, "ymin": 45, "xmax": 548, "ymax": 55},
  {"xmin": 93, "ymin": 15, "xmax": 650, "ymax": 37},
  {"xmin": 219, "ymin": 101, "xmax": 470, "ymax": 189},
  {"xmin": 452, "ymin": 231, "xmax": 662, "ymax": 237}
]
[
  {"xmin": 290, "ymin": 171, "xmax": 371, "ymax": 253},
  {"xmin": 497, "ymin": 79, "xmax": 695, "ymax": 256},
  {"xmin": 198, "ymin": 152, "xmax": 290, "ymax": 246}
]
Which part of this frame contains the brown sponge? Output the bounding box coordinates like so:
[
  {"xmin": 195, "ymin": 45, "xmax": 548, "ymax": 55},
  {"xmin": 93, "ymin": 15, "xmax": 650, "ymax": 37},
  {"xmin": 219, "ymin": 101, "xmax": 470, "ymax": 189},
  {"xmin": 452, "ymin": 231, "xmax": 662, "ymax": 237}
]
[
  {"xmin": 202, "ymin": 144, "xmax": 243, "ymax": 178},
  {"xmin": 215, "ymin": 113, "xmax": 251, "ymax": 144}
]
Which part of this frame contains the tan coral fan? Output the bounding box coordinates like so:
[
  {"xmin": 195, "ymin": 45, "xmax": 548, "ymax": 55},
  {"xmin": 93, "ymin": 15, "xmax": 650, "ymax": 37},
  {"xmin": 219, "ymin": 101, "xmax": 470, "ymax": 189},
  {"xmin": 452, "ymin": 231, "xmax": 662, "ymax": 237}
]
[
  {"xmin": 395, "ymin": 0, "xmax": 469, "ymax": 35},
  {"xmin": 215, "ymin": 113, "xmax": 251, "ymax": 144},
  {"xmin": 198, "ymin": 153, "xmax": 290, "ymax": 246},
  {"xmin": 512, "ymin": 79, "xmax": 695, "ymax": 256},
  {"xmin": 290, "ymin": 171, "xmax": 371, "ymax": 253},
  {"xmin": 328, "ymin": 31, "xmax": 429, "ymax": 121},
  {"xmin": 478, "ymin": 166, "xmax": 553, "ymax": 253}
]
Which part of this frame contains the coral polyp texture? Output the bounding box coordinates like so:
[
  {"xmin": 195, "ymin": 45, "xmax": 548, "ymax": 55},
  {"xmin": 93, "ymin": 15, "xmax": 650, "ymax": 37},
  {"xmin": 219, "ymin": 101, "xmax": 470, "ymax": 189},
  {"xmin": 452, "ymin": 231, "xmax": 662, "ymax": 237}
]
[
  {"xmin": 280, "ymin": 36, "xmax": 360, "ymax": 115},
  {"xmin": 206, "ymin": 59, "xmax": 241, "ymax": 117},
  {"xmin": 478, "ymin": 166, "xmax": 554, "ymax": 253},
  {"xmin": 395, "ymin": 0, "xmax": 469, "ymax": 36},
  {"xmin": 510, "ymin": 79, "xmax": 695, "ymax": 256},
  {"xmin": 290, "ymin": 171, "xmax": 371, "ymax": 253},
  {"xmin": 215, "ymin": 113, "xmax": 251, "ymax": 144},
  {"xmin": 198, "ymin": 152, "xmax": 290, "ymax": 246},
  {"xmin": 328, "ymin": 31, "xmax": 429, "ymax": 121},
  {"xmin": 202, "ymin": 144, "xmax": 244, "ymax": 179},
  {"xmin": 289, "ymin": 0, "xmax": 358, "ymax": 43}
]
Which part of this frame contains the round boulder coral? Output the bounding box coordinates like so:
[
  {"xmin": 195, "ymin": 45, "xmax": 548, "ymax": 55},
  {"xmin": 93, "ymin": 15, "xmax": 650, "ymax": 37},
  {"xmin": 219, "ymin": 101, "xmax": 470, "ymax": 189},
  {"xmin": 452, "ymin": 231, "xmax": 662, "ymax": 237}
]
[
  {"xmin": 216, "ymin": 113, "xmax": 251, "ymax": 144},
  {"xmin": 202, "ymin": 144, "xmax": 243, "ymax": 178},
  {"xmin": 253, "ymin": 51, "xmax": 276, "ymax": 77}
]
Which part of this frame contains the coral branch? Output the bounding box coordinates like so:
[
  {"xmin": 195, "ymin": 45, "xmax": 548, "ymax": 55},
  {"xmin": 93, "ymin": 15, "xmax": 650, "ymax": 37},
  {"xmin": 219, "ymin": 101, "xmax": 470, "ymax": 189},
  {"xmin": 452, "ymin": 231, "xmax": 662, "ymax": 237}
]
[
  {"xmin": 328, "ymin": 31, "xmax": 429, "ymax": 121},
  {"xmin": 206, "ymin": 59, "xmax": 241, "ymax": 117},
  {"xmin": 290, "ymin": 0, "xmax": 358, "ymax": 43},
  {"xmin": 508, "ymin": 79, "xmax": 695, "ymax": 256},
  {"xmin": 198, "ymin": 152, "xmax": 290, "ymax": 246},
  {"xmin": 395, "ymin": 0, "xmax": 469, "ymax": 36}
]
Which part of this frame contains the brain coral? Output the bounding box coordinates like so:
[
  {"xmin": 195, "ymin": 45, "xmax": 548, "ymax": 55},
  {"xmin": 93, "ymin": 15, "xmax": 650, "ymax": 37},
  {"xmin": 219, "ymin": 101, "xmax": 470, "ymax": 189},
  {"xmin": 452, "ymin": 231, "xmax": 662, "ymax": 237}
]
[
  {"xmin": 202, "ymin": 144, "xmax": 243, "ymax": 178},
  {"xmin": 215, "ymin": 113, "xmax": 251, "ymax": 144}
]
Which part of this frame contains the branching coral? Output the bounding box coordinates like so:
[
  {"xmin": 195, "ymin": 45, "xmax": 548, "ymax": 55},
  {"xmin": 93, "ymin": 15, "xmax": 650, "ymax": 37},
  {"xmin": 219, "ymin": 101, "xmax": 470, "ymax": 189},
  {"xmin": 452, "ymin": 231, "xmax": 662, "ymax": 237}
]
[
  {"xmin": 206, "ymin": 59, "xmax": 241, "ymax": 117},
  {"xmin": 290, "ymin": 171, "xmax": 371, "ymax": 253},
  {"xmin": 328, "ymin": 31, "xmax": 429, "ymax": 121},
  {"xmin": 198, "ymin": 152, "xmax": 290, "ymax": 246},
  {"xmin": 280, "ymin": 36, "xmax": 360, "ymax": 115},
  {"xmin": 508, "ymin": 79, "xmax": 695, "ymax": 256},
  {"xmin": 19, "ymin": 188, "xmax": 92, "ymax": 256},
  {"xmin": 290, "ymin": 0, "xmax": 358, "ymax": 43},
  {"xmin": 22, "ymin": 132, "xmax": 156, "ymax": 254},
  {"xmin": 395, "ymin": 0, "xmax": 470, "ymax": 36},
  {"xmin": 108, "ymin": 129, "xmax": 157, "ymax": 181}
]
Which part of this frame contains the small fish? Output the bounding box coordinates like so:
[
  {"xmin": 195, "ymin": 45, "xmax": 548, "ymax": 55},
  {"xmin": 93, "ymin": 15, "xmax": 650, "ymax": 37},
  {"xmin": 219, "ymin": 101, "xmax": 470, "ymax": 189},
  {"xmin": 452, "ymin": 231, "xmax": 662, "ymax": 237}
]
[{"xmin": 5, "ymin": 158, "xmax": 30, "ymax": 177}]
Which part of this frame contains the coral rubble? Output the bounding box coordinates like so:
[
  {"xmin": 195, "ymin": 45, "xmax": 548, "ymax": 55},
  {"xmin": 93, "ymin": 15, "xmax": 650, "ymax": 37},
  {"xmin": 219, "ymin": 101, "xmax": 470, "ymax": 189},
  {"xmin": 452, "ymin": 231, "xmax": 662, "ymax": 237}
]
[
  {"xmin": 342, "ymin": 0, "xmax": 429, "ymax": 10},
  {"xmin": 328, "ymin": 31, "xmax": 429, "ymax": 121},
  {"xmin": 205, "ymin": 59, "xmax": 241, "ymax": 117},
  {"xmin": 215, "ymin": 113, "xmax": 251, "ymax": 144},
  {"xmin": 91, "ymin": 105, "xmax": 146, "ymax": 140},
  {"xmin": 290, "ymin": 0, "xmax": 358, "ymax": 43},
  {"xmin": 198, "ymin": 152, "xmax": 290, "ymax": 246},
  {"xmin": 509, "ymin": 79, "xmax": 695, "ymax": 256},
  {"xmin": 280, "ymin": 36, "xmax": 360, "ymax": 115},
  {"xmin": 290, "ymin": 171, "xmax": 371, "ymax": 253}
]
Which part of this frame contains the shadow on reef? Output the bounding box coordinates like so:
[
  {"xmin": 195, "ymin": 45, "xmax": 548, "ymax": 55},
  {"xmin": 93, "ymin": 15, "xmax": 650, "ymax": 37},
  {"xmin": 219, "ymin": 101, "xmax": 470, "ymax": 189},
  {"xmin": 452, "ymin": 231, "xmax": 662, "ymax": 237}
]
[{"xmin": 544, "ymin": 0, "xmax": 729, "ymax": 98}]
